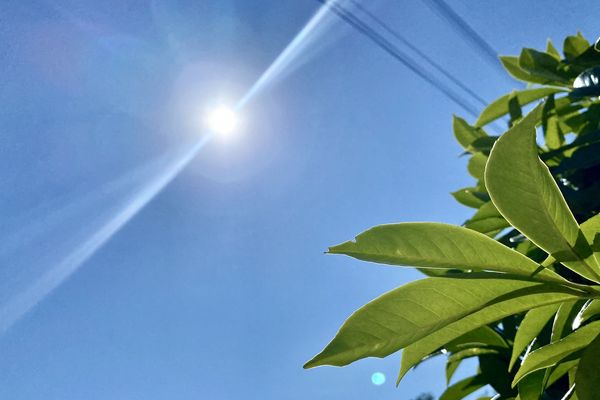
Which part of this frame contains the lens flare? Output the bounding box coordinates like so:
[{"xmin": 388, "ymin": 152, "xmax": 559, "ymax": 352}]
[
  {"xmin": 371, "ymin": 372, "xmax": 386, "ymax": 386},
  {"xmin": 205, "ymin": 106, "xmax": 238, "ymax": 135}
]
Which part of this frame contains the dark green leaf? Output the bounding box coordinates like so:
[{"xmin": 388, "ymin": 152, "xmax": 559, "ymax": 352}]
[
  {"xmin": 574, "ymin": 332, "xmax": 600, "ymax": 400},
  {"xmin": 513, "ymin": 321, "xmax": 600, "ymax": 385},
  {"xmin": 440, "ymin": 375, "xmax": 487, "ymax": 400},
  {"xmin": 564, "ymin": 34, "xmax": 590, "ymax": 61}
]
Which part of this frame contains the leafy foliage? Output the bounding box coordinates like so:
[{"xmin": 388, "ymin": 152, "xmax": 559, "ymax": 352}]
[{"xmin": 305, "ymin": 34, "xmax": 600, "ymax": 399}]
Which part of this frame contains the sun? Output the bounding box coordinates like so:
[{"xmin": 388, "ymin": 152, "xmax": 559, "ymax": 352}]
[{"xmin": 205, "ymin": 106, "xmax": 238, "ymax": 135}]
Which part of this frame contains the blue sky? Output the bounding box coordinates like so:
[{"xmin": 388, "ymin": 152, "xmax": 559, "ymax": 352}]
[{"xmin": 0, "ymin": 1, "xmax": 598, "ymax": 399}]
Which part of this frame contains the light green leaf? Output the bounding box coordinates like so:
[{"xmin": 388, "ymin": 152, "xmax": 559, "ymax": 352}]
[
  {"xmin": 512, "ymin": 321, "xmax": 600, "ymax": 385},
  {"xmin": 468, "ymin": 153, "xmax": 487, "ymax": 180},
  {"xmin": 546, "ymin": 39, "xmax": 561, "ymax": 59},
  {"xmin": 475, "ymin": 87, "xmax": 565, "ymax": 127},
  {"xmin": 518, "ymin": 48, "xmax": 567, "ymax": 83},
  {"xmin": 453, "ymin": 115, "xmax": 486, "ymax": 150},
  {"xmin": 464, "ymin": 201, "xmax": 510, "ymax": 236},
  {"xmin": 500, "ymin": 56, "xmax": 548, "ymax": 85},
  {"xmin": 510, "ymin": 303, "xmax": 560, "ymax": 369},
  {"xmin": 485, "ymin": 105, "xmax": 600, "ymax": 283},
  {"xmin": 327, "ymin": 222, "xmax": 565, "ymax": 283},
  {"xmin": 304, "ymin": 275, "xmax": 581, "ymax": 369},
  {"xmin": 445, "ymin": 325, "xmax": 508, "ymax": 352},
  {"xmin": 440, "ymin": 374, "xmax": 487, "ymax": 400},
  {"xmin": 574, "ymin": 332, "xmax": 600, "ymax": 400},
  {"xmin": 563, "ymin": 33, "xmax": 590, "ymax": 61},
  {"xmin": 451, "ymin": 187, "xmax": 488, "ymax": 209},
  {"xmin": 398, "ymin": 284, "xmax": 582, "ymax": 382}
]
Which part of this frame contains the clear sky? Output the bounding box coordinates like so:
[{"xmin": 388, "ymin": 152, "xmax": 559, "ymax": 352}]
[{"xmin": 0, "ymin": 1, "xmax": 597, "ymax": 399}]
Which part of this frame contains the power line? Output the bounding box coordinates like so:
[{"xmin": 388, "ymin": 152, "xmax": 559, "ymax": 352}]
[
  {"xmin": 317, "ymin": 0, "xmax": 480, "ymax": 117},
  {"xmin": 420, "ymin": 0, "xmax": 508, "ymax": 78},
  {"xmin": 349, "ymin": 0, "xmax": 487, "ymax": 107}
]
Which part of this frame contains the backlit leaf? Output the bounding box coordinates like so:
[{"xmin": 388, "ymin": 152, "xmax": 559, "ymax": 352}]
[
  {"xmin": 475, "ymin": 87, "xmax": 565, "ymax": 127},
  {"xmin": 485, "ymin": 105, "xmax": 600, "ymax": 282},
  {"xmin": 304, "ymin": 275, "xmax": 581, "ymax": 369}
]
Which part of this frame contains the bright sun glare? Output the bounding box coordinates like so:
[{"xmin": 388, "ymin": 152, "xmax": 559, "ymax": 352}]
[{"xmin": 205, "ymin": 106, "xmax": 238, "ymax": 135}]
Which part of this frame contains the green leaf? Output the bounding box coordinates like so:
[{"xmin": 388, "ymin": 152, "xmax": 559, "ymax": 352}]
[
  {"xmin": 451, "ymin": 187, "xmax": 488, "ymax": 209},
  {"xmin": 304, "ymin": 275, "xmax": 581, "ymax": 369},
  {"xmin": 546, "ymin": 39, "xmax": 561, "ymax": 59},
  {"xmin": 485, "ymin": 105, "xmax": 600, "ymax": 283},
  {"xmin": 453, "ymin": 115, "xmax": 487, "ymax": 150},
  {"xmin": 445, "ymin": 358, "xmax": 462, "ymax": 385},
  {"xmin": 551, "ymin": 300, "xmax": 584, "ymax": 342},
  {"xmin": 464, "ymin": 202, "xmax": 511, "ymax": 236},
  {"xmin": 467, "ymin": 153, "xmax": 487, "ymax": 180},
  {"xmin": 500, "ymin": 56, "xmax": 547, "ymax": 85},
  {"xmin": 574, "ymin": 332, "xmax": 600, "ymax": 400},
  {"xmin": 518, "ymin": 370, "xmax": 546, "ymax": 400},
  {"xmin": 480, "ymin": 354, "xmax": 516, "ymax": 396},
  {"xmin": 510, "ymin": 303, "xmax": 560, "ymax": 369},
  {"xmin": 446, "ymin": 325, "xmax": 508, "ymax": 352},
  {"xmin": 546, "ymin": 359, "xmax": 579, "ymax": 387},
  {"xmin": 512, "ymin": 321, "xmax": 600, "ymax": 385},
  {"xmin": 475, "ymin": 87, "xmax": 565, "ymax": 127},
  {"xmin": 449, "ymin": 347, "xmax": 499, "ymax": 363},
  {"xmin": 327, "ymin": 222, "xmax": 565, "ymax": 282},
  {"xmin": 580, "ymin": 299, "xmax": 600, "ymax": 324},
  {"xmin": 398, "ymin": 283, "xmax": 582, "ymax": 382},
  {"xmin": 563, "ymin": 34, "xmax": 590, "ymax": 61},
  {"xmin": 440, "ymin": 374, "xmax": 487, "ymax": 400},
  {"xmin": 518, "ymin": 48, "xmax": 568, "ymax": 83},
  {"xmin": 580, "ymin": 213, "xmax": 600, "ymax": 269}
]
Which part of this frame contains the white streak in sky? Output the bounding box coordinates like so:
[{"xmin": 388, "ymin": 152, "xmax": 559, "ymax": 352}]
[
  {"xmin": 237, "ymin": 1, "xmax": 342, "ymax": 109},
  {"xmin": 0, "ymin": 0, "xmax": 344, "ymax": 334},
  {"xmin": 0, "ymin": 136, "xmax": 210, "ymax": 333}
]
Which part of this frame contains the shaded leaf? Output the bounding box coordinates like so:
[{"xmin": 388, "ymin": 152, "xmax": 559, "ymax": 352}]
[
  {"xmin": 574, "ymin": 332, "xmax": 600, "ymax": 400},
  {"xmin": 518, "ymin": 370, "xmax": 546, "ymax": 400},
  {"xmin": 551, "ymin": 300, "xmax": 585, "ymax": 342},
  {"xmin": 440, "ymin": 374, "xmax": 487, "ymax": 400},
  {"xmin": 579, "ymin": 299, "xmax": 600, "ymax": 324},
  {"xmin": 513, "ymin": 321, "xmax": 600, "ymax": 385},
  {"xmin": 464, "ymin": 201, "xmax": 511, "ymax": 236},
  {"xmin": 510, "ymin": 303, "xmax": 561, "ymax": 369},
  {"xmin": 564, "ymin": 34, "xmax": 590, "ymax": 61}
]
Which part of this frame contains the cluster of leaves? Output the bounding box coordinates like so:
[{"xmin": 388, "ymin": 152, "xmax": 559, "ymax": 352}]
[{"xmin": 305, "ymin": 34, "xmax": 600, "ymax": 400}]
